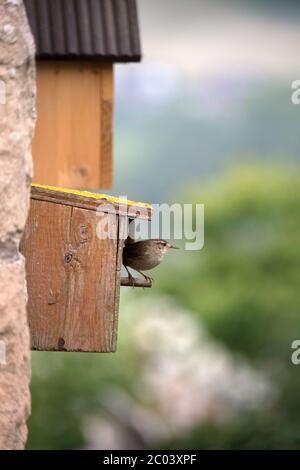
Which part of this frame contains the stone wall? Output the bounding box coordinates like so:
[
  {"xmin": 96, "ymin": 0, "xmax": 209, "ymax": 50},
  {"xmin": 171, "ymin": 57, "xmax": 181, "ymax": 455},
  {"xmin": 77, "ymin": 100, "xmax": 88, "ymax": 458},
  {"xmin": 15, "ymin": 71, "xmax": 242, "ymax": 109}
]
[{"xmin": 0, "ymin": 0, "xmax": 35, "ymax": 450}]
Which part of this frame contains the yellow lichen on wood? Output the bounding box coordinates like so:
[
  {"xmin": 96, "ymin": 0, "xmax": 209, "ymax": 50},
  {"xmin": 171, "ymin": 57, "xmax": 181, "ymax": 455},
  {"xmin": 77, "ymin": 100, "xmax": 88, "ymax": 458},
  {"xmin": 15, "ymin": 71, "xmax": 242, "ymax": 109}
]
[{"xmin": 31, "ymin": 183, "xmax": 152, "ymax": 209}]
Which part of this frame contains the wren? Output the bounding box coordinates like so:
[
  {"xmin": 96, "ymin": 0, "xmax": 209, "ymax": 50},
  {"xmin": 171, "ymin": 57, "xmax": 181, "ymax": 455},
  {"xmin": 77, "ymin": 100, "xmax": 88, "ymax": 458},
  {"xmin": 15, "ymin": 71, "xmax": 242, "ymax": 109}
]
[{"xmin": 123, "ymin": 237, "xmax": 178, "ymax": 285}]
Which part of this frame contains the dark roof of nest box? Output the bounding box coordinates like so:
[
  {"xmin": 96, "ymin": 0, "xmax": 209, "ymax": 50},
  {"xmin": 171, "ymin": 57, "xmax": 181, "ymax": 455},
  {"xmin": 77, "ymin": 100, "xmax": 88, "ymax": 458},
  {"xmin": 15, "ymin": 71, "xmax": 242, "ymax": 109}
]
[{"xmin": 24, "ymin": 0, "xmax": 142, "ymax": 62}]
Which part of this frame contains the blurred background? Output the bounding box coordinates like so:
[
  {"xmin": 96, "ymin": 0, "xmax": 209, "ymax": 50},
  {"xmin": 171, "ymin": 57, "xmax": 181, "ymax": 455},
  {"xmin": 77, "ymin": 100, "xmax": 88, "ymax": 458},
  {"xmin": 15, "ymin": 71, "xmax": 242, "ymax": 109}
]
[{"xmin": 27, "ymin": 0, "xmax": 300, "ymax": 449}]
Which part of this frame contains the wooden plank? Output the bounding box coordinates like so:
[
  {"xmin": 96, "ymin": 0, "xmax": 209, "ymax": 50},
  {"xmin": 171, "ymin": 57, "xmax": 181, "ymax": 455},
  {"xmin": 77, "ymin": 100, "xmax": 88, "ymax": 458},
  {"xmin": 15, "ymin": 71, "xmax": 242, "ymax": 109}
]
[
  {"xmin": 64, "ymin": 207, "xmax": 118, "ymax": 352},
  {"xmin": 32, "ymin": 62, "xmax": 103, "ymax": 189},
  {"xmin": 21, "ymin": 199, "xmax": 119, "ymax": 352},
  {"xmin": 100, "ymin": 64, "xmax": 113, "ymax": 189},
  {"xmin": 21, "ymin": 199, "xmax": 72, "ymax": 350},
  {"xmin": 31, "ymin": 184, "xmax": 153, "ymax": 220},
  {"xmin": 111, "ymin": 215, "xmax": 126, "ymax": 351},
  {"xmin": 32, "ymin": 63, "xmax": 59, "ymax": 186}
]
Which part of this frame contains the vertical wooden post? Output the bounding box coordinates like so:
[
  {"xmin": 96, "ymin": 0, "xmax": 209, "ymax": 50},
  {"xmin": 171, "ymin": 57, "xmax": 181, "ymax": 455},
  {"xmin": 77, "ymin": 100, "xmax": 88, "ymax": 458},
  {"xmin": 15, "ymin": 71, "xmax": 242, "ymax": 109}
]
[{"xmin": 100, "ymin": 64, "xmax": 114, "ymax": 189}]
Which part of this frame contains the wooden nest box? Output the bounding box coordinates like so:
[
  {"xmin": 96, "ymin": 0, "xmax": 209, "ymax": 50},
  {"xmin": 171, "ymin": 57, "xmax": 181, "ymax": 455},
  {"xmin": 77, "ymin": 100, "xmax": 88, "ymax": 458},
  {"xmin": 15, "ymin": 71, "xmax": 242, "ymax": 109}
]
[
  {"xmin": 20, "ymin": 185, "xmax": 152, "ymax": 352},
  {"xmin": 24, "ymin": 0, "xmax": 141, "ymax": 189}
]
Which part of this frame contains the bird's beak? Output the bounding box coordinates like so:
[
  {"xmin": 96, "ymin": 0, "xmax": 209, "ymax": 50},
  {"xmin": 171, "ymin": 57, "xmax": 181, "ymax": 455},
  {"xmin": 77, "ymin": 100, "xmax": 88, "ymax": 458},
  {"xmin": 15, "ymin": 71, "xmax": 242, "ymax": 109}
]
[{"xmin": 169, "ymin": 244, "xmax": 179, "ymax": 249}]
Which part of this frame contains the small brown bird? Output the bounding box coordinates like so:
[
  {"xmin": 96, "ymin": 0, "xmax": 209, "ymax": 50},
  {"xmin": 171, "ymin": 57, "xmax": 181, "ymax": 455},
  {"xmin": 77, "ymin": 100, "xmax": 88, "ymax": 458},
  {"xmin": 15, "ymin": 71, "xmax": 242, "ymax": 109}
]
[{"xmin": 123, "ymin": 238, "xmax": 178, "ymax": 285}]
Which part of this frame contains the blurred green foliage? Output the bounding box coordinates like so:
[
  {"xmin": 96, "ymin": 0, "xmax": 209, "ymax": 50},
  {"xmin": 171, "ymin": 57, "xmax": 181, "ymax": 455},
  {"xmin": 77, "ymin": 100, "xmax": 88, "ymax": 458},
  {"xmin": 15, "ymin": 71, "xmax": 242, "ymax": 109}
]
[
  {"xmin": 158, "ymin": 167, "xmax": 300, "ymax": 358},
  {"xmin": 155, "ymin": 166, "xmax": 300, "ymax": 448},
  {"xmin": 27, "ymin": 166, "xmax": 300, "ymax": 449},
  {"xmin": 27, "ymin": 329, "xmax": 147, "ymax": 449}
]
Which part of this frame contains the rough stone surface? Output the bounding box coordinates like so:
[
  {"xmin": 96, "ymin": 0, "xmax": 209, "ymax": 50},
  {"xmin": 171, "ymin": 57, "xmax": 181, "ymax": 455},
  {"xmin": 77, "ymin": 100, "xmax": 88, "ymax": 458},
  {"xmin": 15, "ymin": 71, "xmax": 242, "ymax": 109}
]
[{"xmin": 0, "ymin": 0, "xmax": 36, "ymax": 450}]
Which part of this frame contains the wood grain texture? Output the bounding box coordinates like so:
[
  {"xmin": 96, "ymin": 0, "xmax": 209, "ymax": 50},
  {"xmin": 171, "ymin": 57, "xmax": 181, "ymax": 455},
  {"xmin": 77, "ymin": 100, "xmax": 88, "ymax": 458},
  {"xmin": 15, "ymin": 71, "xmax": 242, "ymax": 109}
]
[
  {"xmin": 21, "ymin": 199, "xmax": 119, "ymax": 352},
  {"xmin": 100, "ymin": 64, "xmax": 113, "ymax": 188},
  {"xmin": 21, "ymin": 200, "xmax": 72, "ymax": 350},
  {"xmin": 32, "ymin": 62, "xmax": 113, "ymax": 189},
  {"xmin": 112, "ymin": 215, "xmax": 126, "ymax": 351},
  {"xmin": 64, "ymin": 207, "xmax": 118, "ymax": 352}
]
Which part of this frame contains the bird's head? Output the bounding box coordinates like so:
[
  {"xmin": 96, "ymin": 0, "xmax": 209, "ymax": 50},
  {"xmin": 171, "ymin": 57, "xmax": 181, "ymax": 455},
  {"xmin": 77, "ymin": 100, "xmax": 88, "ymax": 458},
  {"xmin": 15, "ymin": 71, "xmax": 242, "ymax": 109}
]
[{"xmin": 153, "ymin": 239, "xmax": 179, "ymax": 255}]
